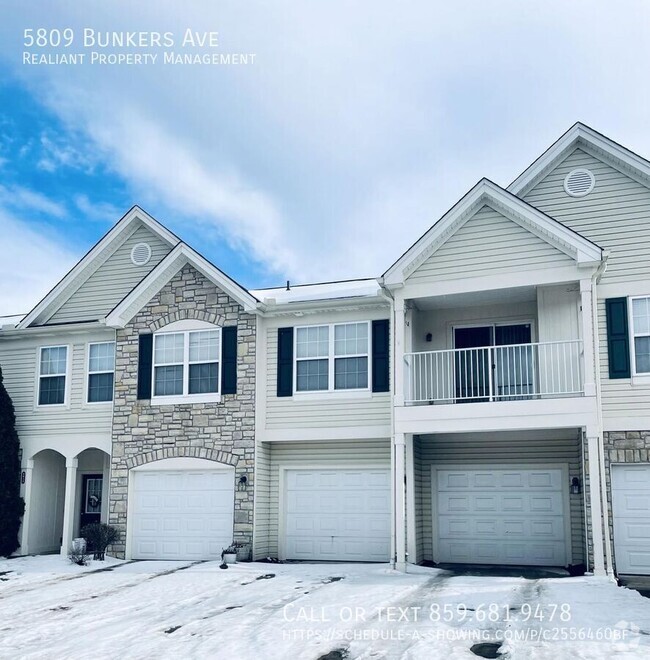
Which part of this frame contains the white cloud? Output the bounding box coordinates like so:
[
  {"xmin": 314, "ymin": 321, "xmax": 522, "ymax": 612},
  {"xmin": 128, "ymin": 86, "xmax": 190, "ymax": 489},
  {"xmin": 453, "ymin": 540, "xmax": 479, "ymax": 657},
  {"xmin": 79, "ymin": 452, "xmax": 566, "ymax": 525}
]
[
  {"xmin": 0, "ymin": 208, "xmax": 77, "ymax": 315},
  {"xmin": 0, "ymin": 184, "xmax": 67, "ymax": 218},
  {"xmin": 74, "ymin": 194, "xmax": 122, "ymax": 224}
]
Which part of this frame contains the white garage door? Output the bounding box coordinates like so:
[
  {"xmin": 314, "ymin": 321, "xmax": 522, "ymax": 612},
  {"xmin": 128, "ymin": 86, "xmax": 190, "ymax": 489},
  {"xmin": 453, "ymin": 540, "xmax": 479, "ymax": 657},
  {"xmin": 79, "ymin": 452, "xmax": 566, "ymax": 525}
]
[
  {"xmin": 284, "ymin": 468, "xmax": 391, "ymax": 561},
  {"xmin": 131, "ymin": 469, "xmax": 234, "ymax": 560},
  {"xmin": 435, "ymin": 467, "xmax": 568, "ymax": 566},
  {"xmin": 612, "ymin": 465, "xmax": 650, "ymax": 574}
]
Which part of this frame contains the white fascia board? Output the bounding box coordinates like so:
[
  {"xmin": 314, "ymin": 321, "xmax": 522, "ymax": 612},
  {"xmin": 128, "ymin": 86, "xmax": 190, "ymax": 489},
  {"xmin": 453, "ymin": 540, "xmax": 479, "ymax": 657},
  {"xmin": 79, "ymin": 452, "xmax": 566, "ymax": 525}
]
[
  {"xmin": 105, "ymin": 244, "xmax": 258, "ymax": 327},
  {"xmin": 17, "ymin": 206, "xmax": 180, "ymax": 329},
  {"xmin": 508, "ymin": 123, "xmax": 650, "ymax": 197},
  {"xmin": 383, "ymin": 179, "xmax": 601, "ymax": 287}
]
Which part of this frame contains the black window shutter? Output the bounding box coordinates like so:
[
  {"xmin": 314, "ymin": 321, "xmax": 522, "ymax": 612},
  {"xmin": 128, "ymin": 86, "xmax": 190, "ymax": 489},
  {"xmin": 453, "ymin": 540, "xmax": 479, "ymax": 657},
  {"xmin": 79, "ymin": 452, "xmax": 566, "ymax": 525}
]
[
  {"xmin": 221, "ymin": 326, "xmax": 237, "ymax": 394},
  {"xmin": 372, "ymin": 319, "xmax": 390, "ymax": 392},
  {"xmin": 277, "ymin": 327, "xmax": 294, "ymax": 397},
  {"xmin": 605, "ymin": 297, "xmax": 631, "ymax": 379},
  {"xmin": 137, "ymin": 333, "xmax": 153, "ymax": 399}
]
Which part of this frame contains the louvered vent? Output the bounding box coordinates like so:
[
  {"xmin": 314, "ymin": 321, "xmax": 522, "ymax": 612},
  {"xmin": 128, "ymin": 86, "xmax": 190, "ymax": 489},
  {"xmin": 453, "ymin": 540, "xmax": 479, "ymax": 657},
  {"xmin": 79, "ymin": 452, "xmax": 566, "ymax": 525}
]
[
  {"xmin": 564, "ymin": 169, "xmax": 595, "ymax": 197},
  {"xmin": 130, "ymin": 242, "xmax": 152, "ymax": 266}
]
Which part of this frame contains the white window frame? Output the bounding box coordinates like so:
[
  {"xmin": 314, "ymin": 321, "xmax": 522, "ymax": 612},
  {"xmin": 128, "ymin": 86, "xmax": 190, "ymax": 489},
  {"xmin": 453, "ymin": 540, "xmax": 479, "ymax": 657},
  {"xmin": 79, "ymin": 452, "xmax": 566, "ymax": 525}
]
[
  {"xmin": 293, "ymin": 321, "xmax": 371, "ymax": 395},
  {"xmin": 629, "ymin": 295, "xmax": 650, "ymax": 382},
  {"xmin": 86, "ymin": 341, "xmax": 116, "ymax": 404},
  {"xmin": 36, "ymin": 344, "xmax": 70, "ymax": 408},
  {"xmin": 152, "ymin": 326, "xmax": 222, "ymax": 404}
]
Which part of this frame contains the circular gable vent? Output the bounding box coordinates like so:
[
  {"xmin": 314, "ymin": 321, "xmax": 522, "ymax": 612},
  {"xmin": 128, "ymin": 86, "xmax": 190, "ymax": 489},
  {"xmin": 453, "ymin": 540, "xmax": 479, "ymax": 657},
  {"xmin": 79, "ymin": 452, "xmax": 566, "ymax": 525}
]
[
  {"xmin": 564, "ymin": 168, "xmax": 595, "ymax": 197},
  {"xmin": 130, "ymin": 242, "xmax": 152, "ymax": 266}
]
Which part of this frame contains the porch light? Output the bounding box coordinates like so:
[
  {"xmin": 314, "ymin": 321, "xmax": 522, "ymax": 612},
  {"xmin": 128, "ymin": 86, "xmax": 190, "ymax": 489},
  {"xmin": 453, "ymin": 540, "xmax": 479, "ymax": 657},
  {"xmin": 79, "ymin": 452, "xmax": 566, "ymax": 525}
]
[{"xmin": 570, "ymin": 477, "xmax": 581, "ymax": 495}]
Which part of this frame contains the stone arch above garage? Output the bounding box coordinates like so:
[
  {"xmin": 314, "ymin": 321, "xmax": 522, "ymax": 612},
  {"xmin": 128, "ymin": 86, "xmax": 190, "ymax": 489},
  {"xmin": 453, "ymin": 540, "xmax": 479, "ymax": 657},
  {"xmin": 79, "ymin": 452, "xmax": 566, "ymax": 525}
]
[{"xmin": 124, "ymin": 446, "xmax": 239, "ymax": 470}]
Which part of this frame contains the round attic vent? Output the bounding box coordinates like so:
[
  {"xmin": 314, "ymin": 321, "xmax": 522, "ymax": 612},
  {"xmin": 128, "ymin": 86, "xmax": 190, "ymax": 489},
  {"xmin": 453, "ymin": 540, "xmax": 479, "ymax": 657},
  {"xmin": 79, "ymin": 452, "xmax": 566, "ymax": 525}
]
[
  {"xmin": 564, "ymin": 168, "xmax": 595, "ymax": 197},
  {"xmin": 130, "ymin": 242, "xmax": 152, "ymax": 266}
]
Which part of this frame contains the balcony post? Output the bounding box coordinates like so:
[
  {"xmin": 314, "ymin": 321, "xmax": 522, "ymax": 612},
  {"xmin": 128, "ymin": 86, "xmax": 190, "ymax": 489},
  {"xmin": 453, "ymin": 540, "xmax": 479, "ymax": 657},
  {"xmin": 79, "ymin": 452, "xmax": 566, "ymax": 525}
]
[
  {"xmin": 394, "ymin": 295, "xmax": 406, "ymax": 406},
  {"xmin": 394, "ymin": 432, "xmax": 407, "ymax": 570},
  {"xmin": 586, "ymin": 432, "xmax": 606, "ymax": 576},
  {"xmin": 405, "ymin": 434, "xmax": 417, "ymax": 565},
  {"xmin": 580, "ymin": 279, "xmax": 596, "ymax": 396}
]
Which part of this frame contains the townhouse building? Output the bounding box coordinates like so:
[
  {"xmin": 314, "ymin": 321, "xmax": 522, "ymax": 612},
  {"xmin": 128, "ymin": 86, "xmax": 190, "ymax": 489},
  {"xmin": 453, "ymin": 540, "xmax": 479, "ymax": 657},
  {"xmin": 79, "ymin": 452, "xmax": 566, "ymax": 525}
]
[{"xmin": 2, "ymin": 123, "xmax": 650, "ymax": 576}]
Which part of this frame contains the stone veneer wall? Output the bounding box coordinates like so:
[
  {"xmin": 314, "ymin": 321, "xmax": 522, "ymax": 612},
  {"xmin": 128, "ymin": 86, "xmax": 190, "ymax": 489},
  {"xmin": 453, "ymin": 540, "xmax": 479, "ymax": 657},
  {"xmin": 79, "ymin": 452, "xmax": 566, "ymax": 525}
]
[{"xmin": 108, "ymin": 264, "xmax": 256, "ymax": 557}]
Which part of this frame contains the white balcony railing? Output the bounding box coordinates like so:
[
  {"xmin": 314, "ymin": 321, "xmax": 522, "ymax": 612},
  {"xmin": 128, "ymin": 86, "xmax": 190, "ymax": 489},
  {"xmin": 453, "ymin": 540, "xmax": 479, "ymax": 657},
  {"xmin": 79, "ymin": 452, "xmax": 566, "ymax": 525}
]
[{"xmin": 404, "ymin": 340, "xmax": 583, "ymax": 405}]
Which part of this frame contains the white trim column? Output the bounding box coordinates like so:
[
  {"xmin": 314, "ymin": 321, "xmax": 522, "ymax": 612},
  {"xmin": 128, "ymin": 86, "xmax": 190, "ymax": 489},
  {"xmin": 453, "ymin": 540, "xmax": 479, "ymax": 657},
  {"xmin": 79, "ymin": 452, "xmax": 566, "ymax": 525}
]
[
  {"xmin": 394, "ymin": 432, "xmax": 406, "ymax": 570},
  {"xmin": 101, "ymin": 453, "xmax": 111, "ymax": 524},
  {"xmin": 405, "ymin": 434, "xmax": 417, "ymax": 565},
  {"xmin": 586, "ymin": 434, "xmax": 606, "ymax": 576},
  {"xmin": 394, "ymin": 295, "xmax": 406, "ymax": 407},
  {"xmin": 60, "ymin": 457, "xmax": 78, "ymax": 556},
  {"xmin": 19, "ymin": 459, "xmax": 34, "ymax": 555},
  {"xmin": 580, "ymin": 279, "xmax": 597, "ymax": 397}
]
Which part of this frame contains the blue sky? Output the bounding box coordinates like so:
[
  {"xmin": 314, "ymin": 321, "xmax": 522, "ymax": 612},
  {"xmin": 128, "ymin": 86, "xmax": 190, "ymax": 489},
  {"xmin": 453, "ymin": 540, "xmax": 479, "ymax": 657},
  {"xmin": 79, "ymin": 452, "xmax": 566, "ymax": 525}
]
[{"xmin": 1, "ymin": 1, "xmax": 650, "ymax": 314}]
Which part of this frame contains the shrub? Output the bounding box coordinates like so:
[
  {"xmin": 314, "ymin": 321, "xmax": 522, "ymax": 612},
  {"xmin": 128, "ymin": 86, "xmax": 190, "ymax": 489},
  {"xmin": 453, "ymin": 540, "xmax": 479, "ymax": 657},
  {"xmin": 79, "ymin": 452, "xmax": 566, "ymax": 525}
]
[
  {"xmin": 80, "ymin": 523, "xmax": 118, "ymax": 560},
  {"xmin": 0, "ymin": 366, "xmax": 25, "ymax": 557},
  {"xmin": 68, "ymin": 545, "xmax": 89, "ymax": 566}
]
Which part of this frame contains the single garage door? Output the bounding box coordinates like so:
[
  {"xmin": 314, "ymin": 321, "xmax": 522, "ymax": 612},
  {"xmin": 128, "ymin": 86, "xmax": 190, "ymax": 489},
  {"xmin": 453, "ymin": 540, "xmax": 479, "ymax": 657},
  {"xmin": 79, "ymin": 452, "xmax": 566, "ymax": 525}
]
[
  {"xmin": 131, "ymin": 468, "xmax": 234, "ymax": 560},
  {"xmin": 284, "ymin": 468, "xmax": 391, "ymax": 561},
  {"xmin": 612, "ymin": 465, "xmax": 650, "ymax": 574},
  {"xmin": 435, "ymin": 467, "xmax": 568, "ymax": 566}
]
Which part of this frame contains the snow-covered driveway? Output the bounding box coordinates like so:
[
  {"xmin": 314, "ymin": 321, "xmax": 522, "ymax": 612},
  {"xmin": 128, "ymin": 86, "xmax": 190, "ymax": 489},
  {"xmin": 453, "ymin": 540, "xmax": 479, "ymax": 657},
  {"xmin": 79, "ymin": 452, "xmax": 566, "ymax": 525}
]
[{"xmin": 1, "ymin": 556, "xmax": 650, "ymax": 659}]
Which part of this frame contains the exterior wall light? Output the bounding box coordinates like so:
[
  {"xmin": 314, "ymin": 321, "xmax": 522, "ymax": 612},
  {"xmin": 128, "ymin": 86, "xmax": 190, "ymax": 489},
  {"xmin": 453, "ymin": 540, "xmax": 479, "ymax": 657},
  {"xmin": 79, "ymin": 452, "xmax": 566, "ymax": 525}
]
[{"xmin": 570, "ymin": 477, "xmax": 581, "ymax": 495}]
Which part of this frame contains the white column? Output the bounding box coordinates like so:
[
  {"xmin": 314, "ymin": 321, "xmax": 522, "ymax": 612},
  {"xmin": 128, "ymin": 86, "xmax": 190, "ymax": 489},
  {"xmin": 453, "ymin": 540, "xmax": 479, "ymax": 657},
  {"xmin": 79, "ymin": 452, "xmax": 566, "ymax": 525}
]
[
  {"xmin": 394, "ymin": 432, "xmax": 406, "ymax": 570},
  {"xmin": 394, "ymin": 296, "xmax": 406, "ymax": 406},
  {"xmin": 587, "ymin": 434, "xmax": 606, "ymax": 576},
  {"xmin": 19, "ymin": 459, "xmax": 34, "ymax": 555},
  {"xmin": 405, "ymin": 434, "xmax": 417, "ymax": 565},
  {"xmin": 60, "ymin": 457, "xmax": 78, "ymax": 556},
  {"xmin": 580, "ymin": 279, "xmax": 597, "ymax": 397}
]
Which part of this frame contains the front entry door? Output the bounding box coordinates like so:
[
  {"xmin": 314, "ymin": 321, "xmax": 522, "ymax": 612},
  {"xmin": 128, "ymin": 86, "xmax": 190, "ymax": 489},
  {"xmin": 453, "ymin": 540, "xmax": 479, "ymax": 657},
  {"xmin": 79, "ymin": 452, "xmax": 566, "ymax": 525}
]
[{"xmin": 80, "ymin": 474, "xmax": 103, "ymax": 529}]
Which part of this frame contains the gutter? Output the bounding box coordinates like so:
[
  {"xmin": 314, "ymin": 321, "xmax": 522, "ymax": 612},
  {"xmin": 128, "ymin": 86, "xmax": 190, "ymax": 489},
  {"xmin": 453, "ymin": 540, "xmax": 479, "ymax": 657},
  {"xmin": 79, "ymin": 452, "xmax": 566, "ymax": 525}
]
[
  {"xmin": 379, "ymin": 280, "xmax": 399, "ymax": 570},
  {"xmin": 592, "ymin": 251, "xmax": 615, "ymax": 578}
]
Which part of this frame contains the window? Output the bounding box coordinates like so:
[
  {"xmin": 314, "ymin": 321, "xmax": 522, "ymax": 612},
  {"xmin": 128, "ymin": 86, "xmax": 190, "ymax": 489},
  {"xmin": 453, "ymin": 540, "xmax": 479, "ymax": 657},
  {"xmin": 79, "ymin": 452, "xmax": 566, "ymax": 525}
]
[
  {"xmin": 295, "ymin": 322, "xmax": 369, "ymax": 392},
  {"xmin": 153, "ymin": 329, "xmax": 220, "ymax": 398},
  {"xmin": 38, "ymin": 346, "xmax": 67, "ymax": 405},
  {"xmin": 632, "ymin": 297, "xmax": 650, "ymax": 374},
  {"xmin": 88, "ymin": 342, "xmax": 115, "ymax": 403}
]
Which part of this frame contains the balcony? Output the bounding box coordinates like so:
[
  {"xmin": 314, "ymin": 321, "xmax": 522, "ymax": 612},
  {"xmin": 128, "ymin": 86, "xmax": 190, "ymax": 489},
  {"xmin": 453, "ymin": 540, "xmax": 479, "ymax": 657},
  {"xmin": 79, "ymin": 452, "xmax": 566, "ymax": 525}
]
[{"xmin": 404, "ymin": 339, "xmax": 584, "ymax": 405}]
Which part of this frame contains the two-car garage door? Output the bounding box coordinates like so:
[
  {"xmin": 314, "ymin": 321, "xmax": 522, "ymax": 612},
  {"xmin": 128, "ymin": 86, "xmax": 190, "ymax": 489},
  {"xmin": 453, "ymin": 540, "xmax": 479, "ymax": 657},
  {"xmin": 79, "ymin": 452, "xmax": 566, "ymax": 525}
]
[
  {"xmin": 284, "ymin": 468, "xmax": 391, "ymax": 562},
  {"xmin": 435, "ymin": 467, "xmax": 569, "ymax": 566}
]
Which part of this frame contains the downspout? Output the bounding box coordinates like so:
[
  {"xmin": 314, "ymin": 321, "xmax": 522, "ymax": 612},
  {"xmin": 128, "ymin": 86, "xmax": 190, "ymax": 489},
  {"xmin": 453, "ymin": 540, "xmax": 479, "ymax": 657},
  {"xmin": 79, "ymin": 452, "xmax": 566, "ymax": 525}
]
[
  {"xmin": 379, "ymin": 281, "xmax": 398, "ymax": 569},
  {"xmin": 591, "ymin": 252, "xmax": 614, "ymax": 578}
]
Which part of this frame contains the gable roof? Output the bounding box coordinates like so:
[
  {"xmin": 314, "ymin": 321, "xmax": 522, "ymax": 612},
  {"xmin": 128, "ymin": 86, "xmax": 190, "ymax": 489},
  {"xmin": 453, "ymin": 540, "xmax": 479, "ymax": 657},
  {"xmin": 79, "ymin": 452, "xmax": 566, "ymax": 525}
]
[
  {"xmin": 382, "ymin": 178, "xmax": 603, "ymax": 287},
  {"xmin": 18, "ymin": 206, "xmax": 181, "ymax": 329},
  {"xmin": 508, "ymin": 122, "xmax": 650, "ymax": 197},
  {"xmin": 104, "ymin": 242, "xmax": 259, "ymax": 327}
]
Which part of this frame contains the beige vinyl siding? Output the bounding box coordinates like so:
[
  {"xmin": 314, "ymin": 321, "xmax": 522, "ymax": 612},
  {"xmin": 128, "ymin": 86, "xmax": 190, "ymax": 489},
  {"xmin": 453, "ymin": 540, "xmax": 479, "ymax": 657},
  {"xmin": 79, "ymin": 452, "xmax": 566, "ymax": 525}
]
[
  {"xmin": 524, "ymin": 147, "xmax": 650, "ymax": 286},
  {"xmin": 254, "ymin": 439, "xmax": 391, "ymax": 559},
  {"xmin": 415, "ymin": 431, "xmax": 585, "ymax": 566},
  {"xmin": 0, "ymin": 329, "xmax": 115, "ymax": 443},
  {"xmin": 264, "ymin": 320, "xmax": 391, "ymax": 431},
  {"xmin": 48, "ymin": 224, "xmax": 172, "ymax": 324},
  {"xmin": 407, "ymin": 205, "xmax": 574, "ymax": 286},
  {"xmin": 253, "ymin": 440, "xmax": 272, "ymax": 559}
]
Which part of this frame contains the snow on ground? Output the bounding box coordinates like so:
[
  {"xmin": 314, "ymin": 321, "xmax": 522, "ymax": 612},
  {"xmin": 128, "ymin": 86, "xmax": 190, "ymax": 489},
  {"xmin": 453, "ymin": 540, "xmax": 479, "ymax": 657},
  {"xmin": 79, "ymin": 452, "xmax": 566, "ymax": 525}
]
[{"xmin": 1, "ymin": 557, "xmax": 650, "ymax": 659}]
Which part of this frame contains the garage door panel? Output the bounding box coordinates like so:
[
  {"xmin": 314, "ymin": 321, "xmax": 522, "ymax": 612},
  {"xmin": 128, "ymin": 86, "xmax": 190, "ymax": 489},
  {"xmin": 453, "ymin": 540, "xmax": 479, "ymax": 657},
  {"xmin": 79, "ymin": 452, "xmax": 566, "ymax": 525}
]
[
  {"xmin": 613, "ymin": 465, "xmax": 650, "ymax": 574},
  {"xmin": 284, "ymin": 468, "xmax": 390, "ymax": 561},
  {"xmin": 435, "ymin": 467, "xmax": 567, "ymax": 567},
  {"xmin": 131, "ymin": 469, "xmax": 234, "ymax": 560}
]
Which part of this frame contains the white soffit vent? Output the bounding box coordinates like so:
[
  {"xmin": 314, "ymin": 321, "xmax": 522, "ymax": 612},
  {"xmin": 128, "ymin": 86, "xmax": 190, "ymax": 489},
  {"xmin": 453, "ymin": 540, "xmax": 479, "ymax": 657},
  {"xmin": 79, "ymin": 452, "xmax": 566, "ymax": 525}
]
[
  {"xmin": 564, "ymin": 169, "xmax": 595, "ymax": 197},
  {"xmin": 131, "ymin": 242, "xmax": 152, "ymax": 266}
]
